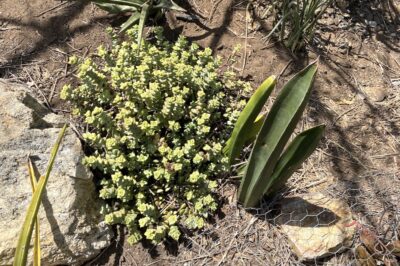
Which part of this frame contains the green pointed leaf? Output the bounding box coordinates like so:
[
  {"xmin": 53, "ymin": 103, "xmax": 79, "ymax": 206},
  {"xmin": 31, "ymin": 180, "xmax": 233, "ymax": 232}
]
[
  {"xmin": 119, "ymin": 12, "xmax": 141, "ymax": 33},
  {"xmin": 136, "ymin": 2, "xmax": 151, "ymax": 48},
  {"xmin": 224, "ymin": 75, "xmax": 276, "ymax": 164},
  {"xmin": 265, "ymin": 125, "xmax": 325, "ymax": 195},
  {"xmin": 92, "ymin": 0, "xmax": 144, "ymax": 9},
  {"xmin": 14, "ymin": 125, "xmax": 67, "ymax": 266},
  {"xmin": 28, "ymin": 158, "xmax": 41, "ymax": 266},
  {"xmin": 244, "ymin": 113, "xmax": 266, "ymax": 146},
  {"xmin": 94, "ymin": 2, "xmax": 136, "ymax": 13},
  {"xmin": 239, "ymin": 62, "xmax": 318, "ymax": 207}
]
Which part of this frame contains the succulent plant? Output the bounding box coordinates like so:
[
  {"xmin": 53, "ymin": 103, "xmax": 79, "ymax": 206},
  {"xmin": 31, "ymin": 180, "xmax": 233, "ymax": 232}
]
[{"xmin": 61, "ymin": 26, "xmax": 249, "ymax": 243}]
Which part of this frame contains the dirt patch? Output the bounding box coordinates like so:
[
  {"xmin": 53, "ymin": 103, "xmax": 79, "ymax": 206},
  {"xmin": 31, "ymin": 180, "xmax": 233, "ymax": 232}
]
[
  {"xmin": 0, "ymin": 0, "xmax": 111, "ymax": 110},
  {"xmin": 1, "ymin": 0, "xmax": 399, "ymax": 265}
]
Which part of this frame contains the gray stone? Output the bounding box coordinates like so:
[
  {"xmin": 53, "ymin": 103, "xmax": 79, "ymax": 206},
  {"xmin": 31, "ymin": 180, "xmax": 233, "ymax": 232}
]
[
  {"xmin": 276, "ymin": 193, "xmax": 356, "ymax": 261},
  {"xmin": 0, "ymin": 80, "xmax": 112, "ymax": 265},
  {"xmin": 363, "ymin": 86, "xmax": 389, "ymax": 102}
]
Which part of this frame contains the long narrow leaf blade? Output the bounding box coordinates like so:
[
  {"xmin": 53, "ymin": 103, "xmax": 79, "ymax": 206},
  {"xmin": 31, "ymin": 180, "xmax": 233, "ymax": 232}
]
[
  {"xmin": 265, "ymin": 125, "xmax": 325, "ymax": 195},
  {"xmin": 224, "ymin": 76, "xmax": 276, "ymax": 164},
  {"xmin": 28, "ymin": 159, "xmax": 41, "ymax": 266},
  {"xmin": 136, "ymin": 3, "xmax": 150, "ymax": 48},
  {"xmin": 244, "ymin": 113, "xmax": 266, "ymax": 146},
  {"xmin": 14, "ymin": 125, "xmax": 67, "ymax": 266},
  {"xmin": 94, "ymin": 2, "xmax": 136, "ymax": 13},
  {"xmin": 92, "ymin": 0, "xmax": 144, "ymax": 9},
  {"xmin": 239, "ymin": 62, "xmax": 318, "ymax": 207},
  {"xmin": 119, "ymin": 12, "xmax": 141, "ymax": 33}
]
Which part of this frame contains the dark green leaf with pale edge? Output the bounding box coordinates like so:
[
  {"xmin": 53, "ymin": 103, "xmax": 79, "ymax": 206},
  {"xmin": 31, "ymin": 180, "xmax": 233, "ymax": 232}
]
[
  {"xmin": 224, "ymin": 76, "xmax": 276, "ymax": 164},
  {"xmin": 265, "ymin": 125, "xmax": 325, "ymax": 195},
  {"xmin": 92, "ymin": 0, "xmax": 144, "ymax": 9},
  {"xmin": 136, "ymin": 2, "xmax": 151, "ymax": 47},
  {"xmin": 244, "ymin": 113, "xmax": 266, "ymax": 146},
  {"xmin": 239, "ymin": 62, "xmax": 318, "ymax": 207},
  {"xmin": 94, "ymin": 2, "xmax": 136, "ymax": 13},
  {"xmin": 120, "ymin": 12, "xmax": 141, "ymax": 33}
]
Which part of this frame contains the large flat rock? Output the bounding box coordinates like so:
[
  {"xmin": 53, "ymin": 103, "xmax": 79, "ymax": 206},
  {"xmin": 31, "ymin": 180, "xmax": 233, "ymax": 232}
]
[
  {"xmin": 0, "ymin": 80, "xmax": 112, "ymax": 265},
  {"xmin": 276, "ymin": 192, "xmax": 356, "ymax": 261}
]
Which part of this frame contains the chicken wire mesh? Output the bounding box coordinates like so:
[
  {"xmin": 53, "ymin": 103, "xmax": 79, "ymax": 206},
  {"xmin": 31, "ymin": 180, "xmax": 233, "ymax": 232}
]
[{"xmin": 173, "ymin": 169, "xmax": 399, "ymax": 265}]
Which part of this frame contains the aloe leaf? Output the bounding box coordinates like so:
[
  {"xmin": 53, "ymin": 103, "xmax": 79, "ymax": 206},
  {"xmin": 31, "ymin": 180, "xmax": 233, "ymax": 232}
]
[
  {"xmin": 94, "ymin": 2, "xmax": 136, "ymax": 13},
  {"xmin": 28, "ymin": 159, "xmax": 41, "ymax": 266},
  {"xmin": 92, "ymin": 0, "xmax": 144, "ymax": 9},
  {"xmin": 136, "ymin": 2, "xmax": 151, "ymax": 48},
  {"xmin": 224, "ymin": 76, "xmax": 276, "ymax": 164},
  {"xmin": 14, "ymin": 125, "xmax": 67, "ymax": 266},
  {"xmin": 119, "ymin": 12, "xmax": 141, "ymax": 33},
  {"xmin": 265, "ymin": 125, "xmax": 325, "ymax": 195},
  {"xmin": 154, "ymin": 0, "xmax": 186, "ymax": 12},
  {"xmin": 239, "ymin": 62, "xmax": 317, "ymax": 207}
]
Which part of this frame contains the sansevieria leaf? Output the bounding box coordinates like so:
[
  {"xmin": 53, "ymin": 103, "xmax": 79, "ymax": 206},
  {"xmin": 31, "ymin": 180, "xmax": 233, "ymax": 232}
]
[
  {"xmin": 244, "ymin": 113, "xmax": 266, "ymax": 146},
  {"xmin": 224, "ymin": 75, "xmax": 276, "ymax": 164},
  {"xmin": 239, "ymin": 62, "xmax": 318, "ymax": 207},
  {"xmin": 264, "ymin": 125, "xmax": 325, "ymax": 195},
  {"xmin": 14, "ymin": 125, "xmax": 67, "ymax": 266}
]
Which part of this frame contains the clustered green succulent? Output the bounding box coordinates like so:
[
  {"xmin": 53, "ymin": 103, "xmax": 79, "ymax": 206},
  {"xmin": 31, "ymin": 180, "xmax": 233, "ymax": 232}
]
[{"xmin": 61, "ymin": 26, "xmax": 250, "ymax": 244}]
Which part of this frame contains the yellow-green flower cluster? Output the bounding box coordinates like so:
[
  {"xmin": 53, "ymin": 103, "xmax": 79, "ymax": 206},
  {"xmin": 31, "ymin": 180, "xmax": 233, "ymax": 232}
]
[{"xmin": 61, "ymin": 26, "xmax": 248, "ymax": 244}]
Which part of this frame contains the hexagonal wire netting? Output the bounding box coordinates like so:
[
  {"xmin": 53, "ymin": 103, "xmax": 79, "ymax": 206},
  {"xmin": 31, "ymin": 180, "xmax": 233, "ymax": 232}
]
[{"xmin": 172, "ymin": 169, "xmax": 399, "ymax": 265}]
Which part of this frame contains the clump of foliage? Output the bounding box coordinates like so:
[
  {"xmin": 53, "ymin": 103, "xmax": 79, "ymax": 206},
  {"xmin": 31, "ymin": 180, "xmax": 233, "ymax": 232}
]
[
  {"xmin": 61, "ymin": 27, "xmax": 249, "ymax": 244},
  {"xmin": 92, "ymin": 0, "xmax": 185, "ymax": 45},
  {"xmin": 268, "ymin": 0, "xmax": 333, "ymax": 51},
  {"xmin": 225, "ymin": 63, "xmax": 325, "ymax": 207}
]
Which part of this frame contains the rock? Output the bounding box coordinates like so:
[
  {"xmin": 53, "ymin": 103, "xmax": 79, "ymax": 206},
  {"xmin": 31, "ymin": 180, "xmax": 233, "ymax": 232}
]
[
  {"xmin": 276, "ymin": 193, "xmax": 356, "ymax": 261},
  {"xmin": 392, "ymin": 80, "xmax": 400, "ymax": 87},
  {"xmin": 0, "ymin": 80, "xmax": 112, "ymax": 265},
  {"xmin": 326, "ymin": 7, "xmax": 335, "ymax": 15},
  {"xmin": 363, "ymin": 86, "xmax": 389, "ymax": 102}
]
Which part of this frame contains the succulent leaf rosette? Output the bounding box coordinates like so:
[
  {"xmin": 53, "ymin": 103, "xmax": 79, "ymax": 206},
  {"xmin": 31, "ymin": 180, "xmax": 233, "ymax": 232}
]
[{"xmin": 61, "ymin": 26, "xmax": 250, "ymax": 244}]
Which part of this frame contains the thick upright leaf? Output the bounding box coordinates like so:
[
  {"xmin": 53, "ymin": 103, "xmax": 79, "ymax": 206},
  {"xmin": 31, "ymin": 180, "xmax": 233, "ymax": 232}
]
[
  {"xmin": 224, "ymin": 76, "xmax": 276, "ymax": 164},
  {"xmin": 264, "ymin": 125, "xmax": 325, "ymax": 195},
  {"xmin": 28, "ymin": 159, "xmax": 41, "ymax": 266},
  {"xmin": 244, "ymin": 113, "xmax": 266, "ymax": 146},
  {"xmin": 14, "ymin": 125, "xmax": 67, "ymax": 266},
  {"xmin": 92, "ymin": 0, "xmax": 144, "ymax": 9},
  {"xmin": 119, "ymin": 12, "xmax": 141, "ymax": 33},
  {"xmin": 136, "ymin": 2, "xmax": 151, "ymax": 48},
  {"xmin": 239, "ymin": 62, "xmax": 317, "ymax": 207},
  {"xmin": 94, "ymin": 2, "xmax": 136, "ymax": 13}
]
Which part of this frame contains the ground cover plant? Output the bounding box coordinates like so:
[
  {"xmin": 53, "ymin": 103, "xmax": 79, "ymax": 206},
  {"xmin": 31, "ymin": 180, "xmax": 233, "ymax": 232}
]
[{"xmin": 61, "ymin": 26, "xmax": 250, "ymax": 244}]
